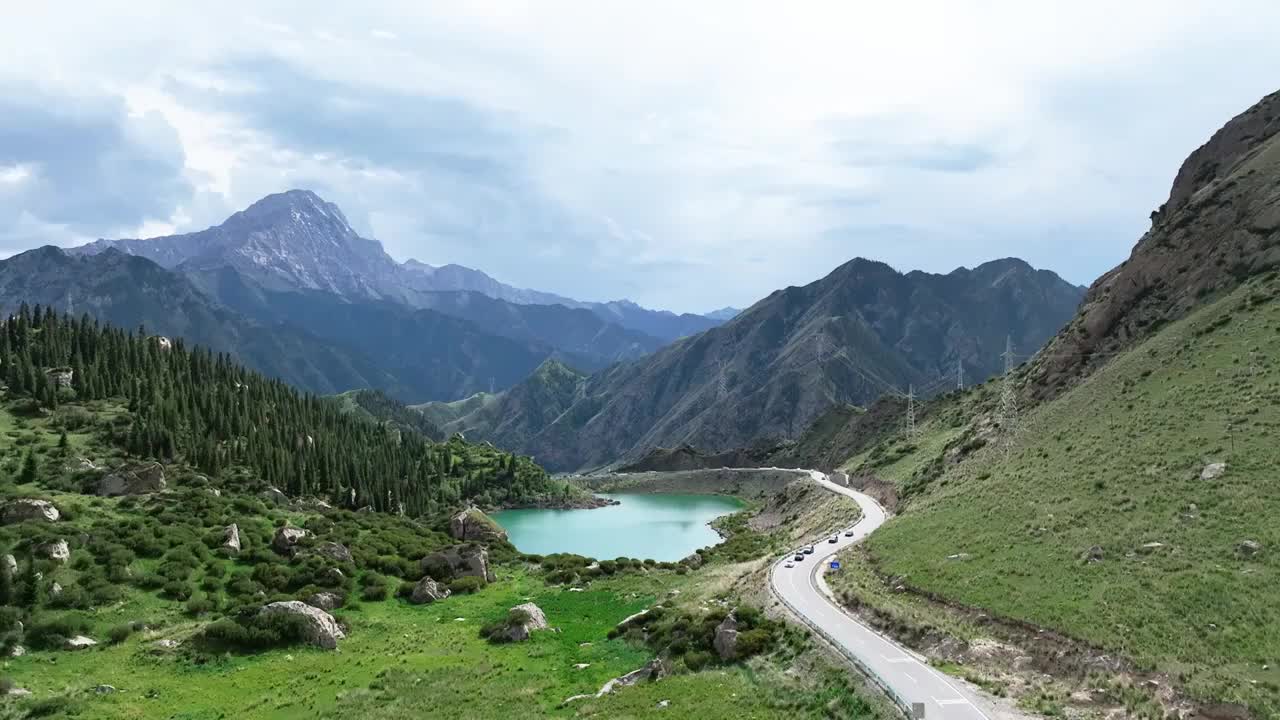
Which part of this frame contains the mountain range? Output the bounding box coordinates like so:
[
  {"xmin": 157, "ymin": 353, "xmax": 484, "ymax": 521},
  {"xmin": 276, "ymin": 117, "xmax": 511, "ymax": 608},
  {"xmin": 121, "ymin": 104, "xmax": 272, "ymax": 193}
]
[
  {"xmin": 73, "ymin": 190, "xmax": 723, "ymax": 344},
  {"xmin": 419, "ymin": 257, "xmax": 1085, "ymax": 471}
]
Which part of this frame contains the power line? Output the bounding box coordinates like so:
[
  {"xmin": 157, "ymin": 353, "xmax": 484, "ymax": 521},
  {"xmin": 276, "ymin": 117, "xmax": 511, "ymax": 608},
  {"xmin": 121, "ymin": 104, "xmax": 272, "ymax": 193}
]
[
  {"xmin": 999, "ymin": 335, "xmax": 1018, "ymax": 447},
  {"xmin": 905, "ymin": 384, "xmax": 917, "ymax": 440},
  {"xmin": 956, "ymin": 357, "xmax": 964, "ymax": 391}
]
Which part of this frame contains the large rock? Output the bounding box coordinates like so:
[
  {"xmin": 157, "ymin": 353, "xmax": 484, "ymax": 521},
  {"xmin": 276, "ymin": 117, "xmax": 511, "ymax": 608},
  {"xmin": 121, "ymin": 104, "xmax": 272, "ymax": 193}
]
[
  {"xmin": 1, "ymin": 499, "xmax": 60, "ymax": 524},
  {"xmin": 38, "ymin": 539, "xmax": 71, "ymax": 564},
  {"xmin": 713, "ymin": 612, "xmax": 739, "ymax": 660},
  {"xmin": 221, "ymin": 524, "xmax": 242, "ymax": 554},
  {"xmin": 1201, "ymin": 462, "xmax": 1227, "ymax": 481},
  {"xmin": 63, "ymin": 635, "xmax": 98, "ymax": 651},
  {"xmin": 1238, "ymin": 539, "xmax": 1263, "ymax": 557},
  {"xmin": 312, "ymin": 542, "xmax": 353, "ymax": 564},
  {"xmin": 410, "ymin": 577, "xmax": 451, "ymax": 605},
  {"xmin": 257, "ymin": 601, "xmax": 345, "ymax": 650},
  {"xmin": 272, "ymin": 526, "xmax": 309, "ymax": 555},
  {"xmin": 449, "ymin": 507, "xmax": 509, "ymax": 543},
  {"xmin": 2, "ymin": 554, "xmax": 16, "ymax": 576},
  {"xmin": 1082, "ymin": 545, "xmax": 1105, "ymax": 564},
  {"xmin": 45, "ymin": 367, "xmax": 74, "ymax": 388},
  {"xmin": 97, "ymin": 461, "xmax": 167, "ymax": 496},
  {"xmin": 421, "ymin": 544, "xmax": 495, "ymax": 583},
  {"xmin": 261, "ymin": 487, "xmax": 288, "ymax": 506},
  {"xmin": 504, "ymin": 602, "xmax": 549, "ymax": 642},
  {"xmin": 305, "ymin": 592, "xmax": 344, "ymax": 611}
]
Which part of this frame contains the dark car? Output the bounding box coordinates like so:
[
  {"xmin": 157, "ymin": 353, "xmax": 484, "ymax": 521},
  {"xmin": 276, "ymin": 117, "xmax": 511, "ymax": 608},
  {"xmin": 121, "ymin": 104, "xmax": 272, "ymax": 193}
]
[
  {"xmin": 793, "ymin": 553, "xmax": 805, "ymax": 561},
  {"xmin": 803, "ymin": 546, "xmax": 814, "ymax": 555},
  {"xmin": 844, "ymin": 530, "xmax": 855, "ymax": 537},
  {"xmin": 828, "ymin": 536, "xmax": 838, "ymax": 543}
]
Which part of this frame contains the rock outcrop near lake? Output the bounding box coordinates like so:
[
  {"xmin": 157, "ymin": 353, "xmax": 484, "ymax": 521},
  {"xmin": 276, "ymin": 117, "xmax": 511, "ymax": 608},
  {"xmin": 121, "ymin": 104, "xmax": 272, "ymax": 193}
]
[
  {"xmin": 449, "ymin": 507, "xmax": 508, "ymax": 544},
  {"xmin": 258, "ymin": 601, "xmax": 345, "ymax": 650}
]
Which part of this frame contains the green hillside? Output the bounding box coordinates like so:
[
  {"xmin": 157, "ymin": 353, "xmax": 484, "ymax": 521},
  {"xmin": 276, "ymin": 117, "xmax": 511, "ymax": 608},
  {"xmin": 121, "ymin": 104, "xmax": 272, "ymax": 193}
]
[{"xmin": 847, "ymin": 275, "xmax": 1279, "ymax": 715}]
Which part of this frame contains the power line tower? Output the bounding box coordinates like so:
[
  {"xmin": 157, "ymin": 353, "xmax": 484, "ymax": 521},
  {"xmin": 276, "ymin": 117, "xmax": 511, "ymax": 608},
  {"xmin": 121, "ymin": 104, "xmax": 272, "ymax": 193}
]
[
  {"xmin": 716, "ymin": 359, "xmax": 729, "ymax": 401},
  {"xmin": 905, "ymin": 384, "xmax": 917, "ymax": 440},
  {"xmin": 956, "ymin": 357, "xmax": 964, "ymax": 391},
  {"xmin": 998, "ymin": 336, "xmax": 1017, "ymax": 444}
]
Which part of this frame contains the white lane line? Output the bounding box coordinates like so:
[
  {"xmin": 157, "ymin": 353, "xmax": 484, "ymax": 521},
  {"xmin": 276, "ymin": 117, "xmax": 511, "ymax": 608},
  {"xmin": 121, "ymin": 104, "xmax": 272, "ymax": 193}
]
[
  {"xmin": 934, "ymin": 698, "xmax": 974, "ymax": 706},
  {"xmin": 903, "ymin": 673, "xmax": 918, "ymax": 684}
]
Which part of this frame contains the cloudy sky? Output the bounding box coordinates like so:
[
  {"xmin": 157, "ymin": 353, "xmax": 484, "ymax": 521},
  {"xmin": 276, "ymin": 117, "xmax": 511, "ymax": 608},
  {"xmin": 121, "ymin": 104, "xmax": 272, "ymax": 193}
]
[{"xmin": 2, "ymin": 2, "xmax": 1279, "ymax": 312}]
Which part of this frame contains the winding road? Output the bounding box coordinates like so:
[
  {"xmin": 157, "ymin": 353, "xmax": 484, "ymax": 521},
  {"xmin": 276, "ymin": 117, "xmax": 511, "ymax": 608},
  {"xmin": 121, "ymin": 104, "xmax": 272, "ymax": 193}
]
[{"xmin": 769, "ymin": 471, "xmax": 991, "ymax": 720}]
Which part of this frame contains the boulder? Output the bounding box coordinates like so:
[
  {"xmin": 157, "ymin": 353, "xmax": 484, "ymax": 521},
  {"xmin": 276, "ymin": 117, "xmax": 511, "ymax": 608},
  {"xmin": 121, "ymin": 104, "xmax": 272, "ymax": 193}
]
[
  {"xmin": 306, "ymin": 592, "xmax": 344, "ymax": 611},
  {"xmin": 410, "ymin": 577, "xmax": 451, "ymax": 605},
  {"xmin": 261, "ymin": 487, "xmax": 288, "ymax": 506},
  {"xmin": 63, "ymin": 635, "xmax": 98, "ymax": 651},
  {"xmin": 1201, "ymin": 462, "xmax": 1227, "ymax": 480},
  {"xmin": 97, "ymin": 461, "xmax": 167, "ymax": 496},
  {"xmin": 50, "ymin": 582, "xmax": 63, "ymax": 598},
  {"xmin": 221, "ymin": 524, "xmax": 241, "ymax": 554},
  {"xmin": 1138, "ymin": 542, "xmax": 1165, "ymax": 555},
  {"xmin": 272, "ymin": 526, "xmax": 309, "ymax": 555},
  {"xmin": 94, "ymin": 685, "xmax": 116, "ymax": 695},
  {"xmin": 38, "ymin": 539, "xmax": 71, "ymax": 563},
  {"xmin": 616, "ymin": 608, "xmax": 652, "ymax": 630},
  {"xmin": 257, "ymin": 601, "xmax": 344, "ymax": 650},
  {"xmin": 1, "ymin": 499, "xmax": 60, "ymax": 524},
  {"xmin": 504, "ymin": 602, "xmax": 549, "ymax": 642},
  {"xmin": 7, "ymin": 645, "xmax": 25, "ymax": 658},
  {"xmin": 1082, "ymin": 545, "xmax": 1105, "ymax": 564},
  {"xmin": 312, "ymin": 542, "xmax": 353, "ymax": 564},
  {"xmin": 153, "ymin": 336, "xmax": 173, "ymax": 351},
  {"xmin": 151, "ymin": 639, "xmax": 180, "ymax": 652},
  {"xmin": 449, "ymin": 507, "xmax": 508, "ymax": 543},
  {"xmin": 598, "ymin": 658, "xmax": 665, "ymax": 695},
  {"xmin": 421, "ymin": 544, "xmax": 494, "ymax": 583},
  {"xmin": 1238, "ymin": 539, "xmax": 1263, "ymax": 557},
  {"xmin": 7, "ymin": 688, "xmax": 30, "ymax": 697},
  {"xmin": 713, "ymin": 612, "xmax": 739, "ymax": 660},
  {"xmin": 2, "ymin": 554, "xmax": 16, "ymax": 576},
  {"xmin": 681, "ymin": 552, "xmax": 704, "ymax": 569}
]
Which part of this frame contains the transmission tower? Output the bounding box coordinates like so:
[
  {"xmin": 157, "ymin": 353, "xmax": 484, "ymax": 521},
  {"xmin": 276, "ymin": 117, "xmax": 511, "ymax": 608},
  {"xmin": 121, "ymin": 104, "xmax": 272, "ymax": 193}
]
[
  {"xmin": 905, "ymin": 384, "xmax": 917, "ymax": 439},
  {"xmin": 716, "ymin": 359, "xmax": 729, "ymax": 401},
  {"xmin": 998, "ymin": 336, "xmax": 1017, "ymax": 442},
  {"xmin": 956, "ymin": 357, "xmax": 964, "ymax": 391}
]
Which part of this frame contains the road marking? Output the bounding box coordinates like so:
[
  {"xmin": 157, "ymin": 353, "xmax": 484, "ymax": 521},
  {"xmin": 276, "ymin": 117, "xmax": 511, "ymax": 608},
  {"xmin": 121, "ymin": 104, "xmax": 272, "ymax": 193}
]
[
  {"xmin": 882, "ymin": 655, "xmax": 915, "ymax": 664},
  {"xmin": 903, "ymin": 673, "xmax": 918, "ymax": 684},
  {"xmin": 934, "ymin": 697, "xmax": 973, "ymax": 706}
]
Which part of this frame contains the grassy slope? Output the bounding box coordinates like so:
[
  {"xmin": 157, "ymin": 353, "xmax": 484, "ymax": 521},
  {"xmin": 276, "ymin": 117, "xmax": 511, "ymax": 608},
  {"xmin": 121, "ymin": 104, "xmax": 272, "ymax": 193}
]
[
  {"xmin": 860, "ymin": 277, "xmax": 1280, "ymax": 713},
  {"xmin": 0, "ymin": 399, "xmax": 884, "ymax": 720}
]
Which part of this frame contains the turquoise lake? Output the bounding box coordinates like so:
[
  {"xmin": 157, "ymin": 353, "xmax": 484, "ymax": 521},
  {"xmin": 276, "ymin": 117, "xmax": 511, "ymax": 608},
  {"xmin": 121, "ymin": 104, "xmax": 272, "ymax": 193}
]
[{"xmin": 492, "ymin": 493, "xmax": 744, "ymax": 562}]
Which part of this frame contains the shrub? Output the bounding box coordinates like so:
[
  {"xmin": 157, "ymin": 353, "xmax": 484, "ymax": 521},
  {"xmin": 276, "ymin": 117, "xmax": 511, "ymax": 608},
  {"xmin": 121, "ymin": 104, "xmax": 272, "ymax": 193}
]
[
  {"xmin": 26, "ymin": 614, "xmax": 93, "ymax": 650},
  {"xmin": 186, "ymin": 594, "xmax": 217, "ymax": 616},
  {"xmin": 479, "ymin": 608, "xmax": 530, "ymax": 644},
  {"xmin": 448, "ymin": 576, "xmax": 485, "ymax": 595},
  {"xmin": 161, "ymin": 580, "xmax": 194, "ymax": 601},
  {"xmin": 107, "ymin": 623, "xmax": 135, "ymax": 644},
  {"xmin": 360, "ymin": 583, "xmax": 389, "ymax": 602},
  {"xmin": 683, "ymin": 650, "xmax": 712, "ymax": 671},
  {"xmin": 197, "ymin": 612, "xmax": 312, "ymax": 653}
]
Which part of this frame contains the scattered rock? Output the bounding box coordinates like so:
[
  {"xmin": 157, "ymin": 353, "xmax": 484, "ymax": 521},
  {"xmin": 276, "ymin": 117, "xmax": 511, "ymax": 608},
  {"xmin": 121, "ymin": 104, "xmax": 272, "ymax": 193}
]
[
  {"xmin": 94, "ymin": 685, "xmax": 116, "ymax": 695},
  {"xmin": 410, "ymin": 577, "xmax": 451, "ymax": 605},
  {"xmin": 657, "ymin": 699, "xmax": 670, "ymax": 709},
  {"xmin": 312, "ymin": 542, "xmax": 353, "ymax": 564},
  {"xmin": 271, "ymin": 526, "xmax": 309, "ymax": 555},
  {"xmin": 7, "ymin": 688, "xmax": 31, "ymax": 697},
  {"xmin": 1237, "ymin": 539, "xmax": 1262, "ymax": 557},
  {"xmin": 8, "ymin": 645, "xmax": 25, "ymax": 657},
  {"xmin": 680, "ymin": 552, "xmax": 704, "ymax": 569},
  {"xmin": 1201, "ymin": 462, "xmax": 1227, "ymax": 480},
  {"xmin": 290, "ymin": 497, "xmax": 334, "ymax": 513},
  {"xmin": 617, "ymin": 608, "xmax": 652, "ymax": 629},
  {"xmin": 221, "ymin": 524, "xmax": 241, "ymax": 554},
  {"xmin": 1, "ymin": 498, "xmax": 60, "ymax": 524},
  {"xmin": 946, "ymin": 553, "xmax": 972, "ymax": 561},
  {"xmin": 306, "ymin": 592, "xmax": 344, "ymax": 611},
  {"xmin": 97, "ymin": 461, "xmax": 167, "ymax": 496},
  {"xmin": 449, "ymin": 507, "xmax": 508, "ymax": 543},
  {"xmin": 504, "ymin": 602, "xmax": 549, "ymax": 642},
  {"xmin": 421, "ymin": 544, "xmax": 495, "ymax": 583},
  {"xmin": 713, "ymin": 612, "xmax": 740, "ymax": 661},
  {"xmin": 50, "ymin": 582, "xmax": 63, "ymax": 598},
  {"xmin": 205, "ymin": 487, "xmax": 222, "ymax": 497},
  {"xmin": 2, "ymin": 554, "xmax": 16, "ymax": 576},
  {"xmin": 260, "ymin": 487, "xmax": 288, "ymax": 506},
  {"xmin": 574, "ymin": 663, "xmax": 591, "ymax": 670},
  {"xmin": 1082, "ymin": 545, "xmax": 1105, "ymax": 564},
  {"xmin": 257, "ymin": 601, "xmax": 345, "ymax": 649},
  {"xmin": 63, "ymin": 635, "xmax": 98, "ymax": 651},
  {"xmin": 151, "ymin": 639, "xmax": 180, "ymax": 651},
  {"xmin": 1138, "ymin": 542, "xmax": 1165, "ymax": 555},
  {"xmin": 38, "ymin": 539, "xmax": 71, "ymax": 563},
  {"xmin": 153, "ymin": 336, "xmax": 172, "ymax": 351},
  {"xmin": 598, "ymin": 658, "xmax": 665, "ymax": 696}
]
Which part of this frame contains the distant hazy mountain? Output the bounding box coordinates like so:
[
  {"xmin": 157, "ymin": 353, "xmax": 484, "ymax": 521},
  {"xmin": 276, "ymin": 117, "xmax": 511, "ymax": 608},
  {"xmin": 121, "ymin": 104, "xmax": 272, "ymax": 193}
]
[
  {"xmin": 73, "ymin": 189, "xmax": 728, "ymax": 342},
  {"xmin": 703, "ymin": 307, "xmax": 743, "ymax": 321},
  {"xmin": 418, "ymin": 257, "xmax": 1085, "ymax": 471}
]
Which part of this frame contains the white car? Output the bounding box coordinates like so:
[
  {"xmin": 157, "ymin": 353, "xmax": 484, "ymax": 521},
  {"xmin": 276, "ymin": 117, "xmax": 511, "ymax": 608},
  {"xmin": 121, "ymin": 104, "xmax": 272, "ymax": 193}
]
[{"xmin": 784, "ymin": 562, "xmax": 795, "ymax": 568}]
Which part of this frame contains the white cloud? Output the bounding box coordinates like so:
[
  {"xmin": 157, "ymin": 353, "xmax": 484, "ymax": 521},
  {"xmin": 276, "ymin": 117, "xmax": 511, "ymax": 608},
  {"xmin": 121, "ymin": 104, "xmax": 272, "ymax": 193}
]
[{"xmin": 1, "ymin": 1, "xmax": 1279, "ymax": 310}]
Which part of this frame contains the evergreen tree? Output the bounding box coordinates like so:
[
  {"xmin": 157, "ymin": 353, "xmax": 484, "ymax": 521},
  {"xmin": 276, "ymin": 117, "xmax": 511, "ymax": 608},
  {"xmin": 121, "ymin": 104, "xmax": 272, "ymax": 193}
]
[
  {"xmin": 58, "ymin": 430, "xmax": 69, "ymax": 453},
  {"xmin": 16, "ymin": 556, "xmax": 40, "ymax": 609},
  {"xmin": 0, "ymin": 559, "xmax": 12, "ymax": 607},
  {"xmin": 17, "ymin": 449, "xmax": 37, "ymax": 486}
]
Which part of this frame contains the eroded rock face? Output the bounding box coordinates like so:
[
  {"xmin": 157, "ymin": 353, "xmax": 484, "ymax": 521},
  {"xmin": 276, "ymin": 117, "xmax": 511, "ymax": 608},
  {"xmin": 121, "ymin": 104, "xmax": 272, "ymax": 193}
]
[
  {"xmin": 1, "ymin": 499, "xmax": 60, "ymax": 524},
  {"xmin": 410, "ymin": 577, "xmax": 451, "ymax": 605},
  {"xmin": 272, "ymin": 526, "xmax": 309, "ymax": 555},
  {"xmin": 449, "ymin": 507, "xmax": 509, "ymax": 543},
  {"xmin": 306, "ymin": 592, "xmax": 344, "ymax": 611},
  {"xmin": 312, "ymin": 542, "xmax": 353, "ymax": 564},
  {"xmin": 257, "ymin": 601, "xmax": 345, "ymax": 649},
  {"xmin": 713, "ymin": 612, "xmax": 739, "ymax": 660},
  {"xmin": 421, "ymin": 544, "xmax": 494, "ymax": 583},
  {"xmin": 504, "ymin": 602, "xmax": 549, "ymax": 642},
  {"xmin": 221, "ymin": 524, "xmax": 241, "ymax": 554},
  {"xmin": 38, "ymin": 539, "xmax": 71, "ymax": 564},
  {"xmin": 98, "ymin": 461, "xmax": 167, "ymax": 496}
]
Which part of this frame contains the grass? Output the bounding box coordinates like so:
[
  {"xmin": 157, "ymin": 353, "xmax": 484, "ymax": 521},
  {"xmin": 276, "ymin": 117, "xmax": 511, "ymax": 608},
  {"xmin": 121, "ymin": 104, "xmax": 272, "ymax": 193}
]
[{"xmin": 858, "ymin": 276, "xmax": 1280, "ymax": 715}]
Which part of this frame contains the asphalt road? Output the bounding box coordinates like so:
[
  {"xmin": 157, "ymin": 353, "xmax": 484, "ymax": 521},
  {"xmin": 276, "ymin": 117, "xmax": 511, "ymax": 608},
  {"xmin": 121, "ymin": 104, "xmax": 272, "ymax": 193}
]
[{"xmin": 769, "ymin": 471, "xmax": 990, "ymax": 720}]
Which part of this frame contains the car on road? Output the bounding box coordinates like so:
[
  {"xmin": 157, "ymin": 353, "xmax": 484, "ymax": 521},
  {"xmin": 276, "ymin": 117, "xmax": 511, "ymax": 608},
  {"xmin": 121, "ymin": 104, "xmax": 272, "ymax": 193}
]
[
  {"xmin": 844, "ymin": 530, "xmax": 854, "ymax": 537},
  {"xmin": 803, "ymin": 546, "xmax": 814, "ymax": 554},
  {"xmin": 784, "ymin": 561, "xmax": 795, "ymax": 568},
  {"xmin": 828, "ymin": 535, "xmax": 838, "ymax": 543},
  {"xmin": 793, "ymin": 553, "xmax": 805, "ymax": 561}
]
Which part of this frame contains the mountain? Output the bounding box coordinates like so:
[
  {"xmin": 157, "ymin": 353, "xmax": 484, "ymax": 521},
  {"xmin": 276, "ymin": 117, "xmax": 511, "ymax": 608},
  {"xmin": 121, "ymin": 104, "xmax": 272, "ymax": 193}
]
[
  {"xmin": 832, "ymin": 90, "xmax": 1280, "ymax": 719},
  {"xmin": 704, "ymin": 307, "xmax": 743, "ymax": 321},
  {"xmin": 73, "ymin": 189, "xmax": 728, "ymax": 342},
  {"xmin": 0, "ymin": 248, "xmax": 583, "ymax": 403},
  {"xmin": 418, "ymin": 257, "xmax": 1084, "ymax": 471}
]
